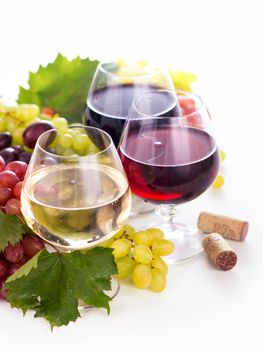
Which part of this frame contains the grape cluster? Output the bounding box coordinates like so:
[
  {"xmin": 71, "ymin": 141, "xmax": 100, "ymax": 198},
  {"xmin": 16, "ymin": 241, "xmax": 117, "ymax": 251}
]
[
  {"xmin": 0, "ymin": 104, "xmax": 40, "ymax": 152},
  {"xmin": 102, "ymin": 225, "xmax": 175, "ymax": 292},
  {"xmin": 0, "ymin": 156, "xmax": 27, "ymax": 214},
  {"xmin": 50, "ymin": 125, "xmax": 100, "ymax": 157},
  {"xmin": 0, "ymin": 234, "xmax": 44, "ymax": 300},
  {"xmin": 0, "ymin": 102, "xmax": 71, "ymax": 162}
]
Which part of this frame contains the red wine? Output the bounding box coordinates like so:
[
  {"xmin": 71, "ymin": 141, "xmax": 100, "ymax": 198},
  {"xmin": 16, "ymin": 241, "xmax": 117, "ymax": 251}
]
[
  {"xmin": 85, "ymin": 84, "xmax": 179, "ymax": 146},
  {"xmin": 119, "ymin": 126, "xmax": 219, "ymax": 204}
]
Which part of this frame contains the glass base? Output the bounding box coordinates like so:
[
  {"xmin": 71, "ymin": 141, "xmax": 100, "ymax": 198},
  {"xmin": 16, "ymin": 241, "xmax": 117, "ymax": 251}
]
[
  {"xmin": 78, "ymin": 278, "xmax": 120, "ymax": 309},
  {"xmin": 158, "ymin": 221, "xmax": 203, "ymax": 264}
]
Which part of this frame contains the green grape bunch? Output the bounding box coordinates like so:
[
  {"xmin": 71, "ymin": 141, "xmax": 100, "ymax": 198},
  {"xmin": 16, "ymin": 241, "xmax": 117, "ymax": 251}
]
[{"xmin": 101, "ymin": 225, "xmax": 175, "ymax": 293}]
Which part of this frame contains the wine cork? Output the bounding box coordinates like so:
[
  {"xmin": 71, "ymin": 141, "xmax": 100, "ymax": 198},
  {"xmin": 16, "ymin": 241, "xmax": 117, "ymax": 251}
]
[
  {"xmin": 198, "ymin": 212, "xmax": 248, "ymax": 241},
  {"xmin": 203, "ymin": 233, "xmax": 237, "ymax": 271}
]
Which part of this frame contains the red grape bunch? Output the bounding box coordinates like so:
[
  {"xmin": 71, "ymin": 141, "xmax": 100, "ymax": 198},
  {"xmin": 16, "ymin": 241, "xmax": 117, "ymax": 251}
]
[
  {"xmin": 0, "ymin": 155, "xmax": 27, "ymax": 215},
  {"xmin": 0, "ymin": 155, "xmax": 46, "ymax": 301},
  {"xmin": 0, "ymin": 235, "xmax": 45, "ymax": 300}
]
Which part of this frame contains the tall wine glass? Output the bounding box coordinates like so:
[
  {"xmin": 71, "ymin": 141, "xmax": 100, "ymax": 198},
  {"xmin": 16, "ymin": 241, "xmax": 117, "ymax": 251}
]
[
  {"xmin": 21, "ymin": 125, "xmax": 131, "ymax": 251},
  {"xmin": 85, "ymin": 60, "xmax": 178, "ymax": 215},
  {"xmin": 119, "ymin": 90, "xmax": 220, "ymax": 263}
]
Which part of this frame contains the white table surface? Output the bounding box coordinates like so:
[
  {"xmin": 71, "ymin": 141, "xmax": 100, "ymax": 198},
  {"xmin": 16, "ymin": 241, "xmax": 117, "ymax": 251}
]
[{"xmin": 0, "ymin": 1, "xmax": 263, "ymax": 349}]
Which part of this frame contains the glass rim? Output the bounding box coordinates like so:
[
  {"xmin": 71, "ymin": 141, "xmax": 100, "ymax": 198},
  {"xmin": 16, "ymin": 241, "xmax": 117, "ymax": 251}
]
[
  {"xmin": 132, "ymin": 88, "xmax": 205, "ymax": 119},
  {"xmin": 98, "ymin": 60, "xmax": 167, "ymax": 79},
  {"xmin": 36, "ymin": 124, "xmax": 114, "ymax": 159}
]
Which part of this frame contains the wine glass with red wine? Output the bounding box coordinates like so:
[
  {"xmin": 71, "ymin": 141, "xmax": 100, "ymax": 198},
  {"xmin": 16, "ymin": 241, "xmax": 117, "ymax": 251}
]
[
  {"xmin": 85, "ymin": 60, "xmax": 178, "ymax": 215},
  {"xmin": 119, "ymin": 90, "xmax": 220, "ymax": 263}
]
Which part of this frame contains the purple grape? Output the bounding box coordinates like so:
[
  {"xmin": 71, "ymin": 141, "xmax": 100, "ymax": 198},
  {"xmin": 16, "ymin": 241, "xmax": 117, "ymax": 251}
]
[
  {"xmin": 23, "ymin": 121, "xmax": 54, "ymax": 149},
  {"xmin": 12, "ymin": 145, "xmax": 23, "ymax": 154},
  {"xmin": 18, "ymin": 151, "xmax": 31, "ymax": 164},
  {"xmin": 0, "ymin": 147, "xmax": 18, "ymax": 164},
  {"xmin": 0, "ymin": 132, "xmax": 12, "ymax": 150}
]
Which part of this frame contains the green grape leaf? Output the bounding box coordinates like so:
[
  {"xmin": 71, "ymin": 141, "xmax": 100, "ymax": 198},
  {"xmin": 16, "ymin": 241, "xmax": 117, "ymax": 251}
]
[
  {"xmin": 0, "ymin": 212, "xmax": 27, "ymax": 251},
  {"xmin": 17, "ymin": 54, "xmax": 99, "ymax": 123},
  {"xmin": 5, "ymin": 247, "xmax": 117, "ymax": 329}
]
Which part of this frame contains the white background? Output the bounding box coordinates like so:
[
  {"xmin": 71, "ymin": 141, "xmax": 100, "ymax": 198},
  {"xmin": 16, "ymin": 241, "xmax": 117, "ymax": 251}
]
[{"xmin": 0, "ymin": 0, "xmax": 263, "ymax": 349}]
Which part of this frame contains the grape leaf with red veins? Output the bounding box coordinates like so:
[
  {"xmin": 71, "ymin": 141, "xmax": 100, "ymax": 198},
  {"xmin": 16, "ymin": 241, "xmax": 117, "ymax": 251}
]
[
  {"xmin": 0, "ymin": 212, "xmax": 27, "ymax": 251},
  {"xmin": 5, "ymin": 247, "xmax": 117, "ymax": 329},
  {"xmin": 17, "ymin": 54, "xmax": 99, "ymax": 123}
]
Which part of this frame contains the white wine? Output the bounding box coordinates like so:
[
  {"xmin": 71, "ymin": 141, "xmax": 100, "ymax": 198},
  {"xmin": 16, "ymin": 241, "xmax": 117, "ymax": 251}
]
[{"xmin": 21, "ymin": 163, "xmax": 131, "ymax": 250}]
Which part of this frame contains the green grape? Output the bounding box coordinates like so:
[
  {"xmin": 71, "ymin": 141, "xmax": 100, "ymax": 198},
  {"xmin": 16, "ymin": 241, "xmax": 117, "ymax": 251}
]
[
  {"xmin": 73, "ymin": 134, "xmax": 90, "ymax": 151},
  {"xmin": 150, "ymin": 268, "xmax": 166, "ymax": 292},
  {"xmin": 87, "ymin": 142, "xmax": 100, "ymax": 155},
  {"xmin": 62, "ymin": 149, "xmax": 77, "ymax": 156},
  {"xmin": 115, "ymin": 256, "xmax": 135, "ymax": 279},
  {"xmin": 24, "ymin": 117, "xmax": 41, "ymax": 128},
  {"xmin": 66, "ymin": 211, "xmax": 92, "ymax": 230},
  {"xmin": 146, "ymin": 228, "xmax": 164, "ymax": 240},
  {"xmin": 220, "ymin": 150, "xmax": 226, "ymax": 162},
  {"xmin": 132, "ymin": 264, "xmax": 151, "ymax": 289},
  {"xmin": 133, "ymin": 230, "xmax": 153, "ymax": 247},
  {"xmin": 52, "ymin": 117, "xmax": 68, "ymax": 129},
  {"xmin": 57, "ymin": 184, "xmax": 74, "ymax": 201},
  {"xmin": 6, "ymin": 118, "xmax": 17, "ymax": 133},
  {"xmin": 0, "ymin": 116, "xmax": 7, "ymax": 132},
  {"xmin": 58, "ymin": 133, "xmax": 73, "ymax": 148},
  {"xmin": 57, "ymin": 127, "xmax": 73, "ymax": 136},
  {"xmin": 151, "ymin": 239, "xmax": 175, "ymax": 256},
  {"xmin": 16, "ymin": 104, "xmax": 40, "ymax": 121},
  {"xmin": 114, "ymin": 224, "xmax": 135, "ymax": 240},
  {"xmin": 110, "ymin": 238, "xmax": 131, "ymax": 258},
  {"xmin": 213, "ymin": 174, "xmax": 224, "ymax": 189},
  {"xmin": 151, "ymin": 255, "xmax": 168, "ymax": 275},
  {"xmin": 169, "ymin": 70, "xmax": 197, "ymax": 92},
  {"xmin": 55, "ymin": 144, "xmax": 66, "ymax": 156},
  {"xmin": 133, "ymin": 245, "xmax": 152, "ymax": 264},
  {"xmin": 12, "ymin": 127, "xmax": 24, "ymax": 145},
  {"xmin": 44, "ymin": 207, "xmax": 67, "ymax": 221}
]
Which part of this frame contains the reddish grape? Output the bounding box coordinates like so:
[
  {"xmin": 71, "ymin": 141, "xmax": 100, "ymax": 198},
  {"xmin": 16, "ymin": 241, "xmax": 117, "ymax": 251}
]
[
  {"xmin": 0, "ymin": 279, "xmax": 7, "ymax": 300},
  {"xmin": 5, "ymin": 161, "xmax": 27, "ymax": 181},
  {"xmin": 0, "ymin": 259, "xmax": 9, "ymax": 279},
  {"xmin": 5, "ymin": 198, "xmax": 21, "ymax": 215},
  {"xmin": 178, "ymin": 96, "xmax": 197, "ymax": 115},
  {"xmin": 35, "ymin": 184, "xmax": 58, "ymax": 198},
  {"xmin": 41, "ymin": 107, "xmax": 56, "ymax": 116},
  {"xmin": 22, "ymin": 234, "xmax": 45, "ymax": 258},
  {"xmin": 13, "ymin": 181, "xmax": 23, "ymax": 200},
  {"xmin": 0, "ymin": 170, "xmax": 19, "ymax": 189},
  {"xmin": 8, "ymin": 261, "xmax": 24, "ymax": 275},
  {"xmin": 3, "ymin": 242, "xmax": 24, "ymax": 263},
  {"xmin": 0, "ymin": 187, "xmax": 13, "ymax": 206},
  {"xmin": 0, "ymin": 156, "xmax": 5, "ymax": 172}
]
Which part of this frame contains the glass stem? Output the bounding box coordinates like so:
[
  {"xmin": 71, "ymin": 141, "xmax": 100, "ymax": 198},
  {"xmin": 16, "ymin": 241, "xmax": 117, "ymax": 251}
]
[{"xmin": 155, "ymin": 204, "xmax": 179, "ymax": 231}]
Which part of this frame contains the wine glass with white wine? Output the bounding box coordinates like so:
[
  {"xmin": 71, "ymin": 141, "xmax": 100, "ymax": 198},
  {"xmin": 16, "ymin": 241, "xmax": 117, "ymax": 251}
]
[{"xmin": 21, "ymin": 125, "xmax": 132, "ymax": 297}]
